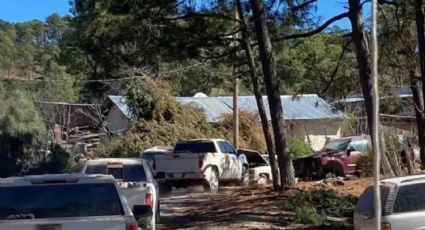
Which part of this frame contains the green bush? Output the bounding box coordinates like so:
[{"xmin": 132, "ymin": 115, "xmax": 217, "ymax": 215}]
[
  {"xmin": 284, "ymin": 189, "xmax": 358, "ymax": 225},
  {"xmin": 288, "ymin": 137, "xmax": 312, "ymax": 157}
]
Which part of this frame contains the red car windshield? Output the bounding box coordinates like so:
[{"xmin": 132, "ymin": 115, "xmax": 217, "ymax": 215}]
[{"xmin": 322, "ymin": 139, "xmax": 352, "ymax": 152}]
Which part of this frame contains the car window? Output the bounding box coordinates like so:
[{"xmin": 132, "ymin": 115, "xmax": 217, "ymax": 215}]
[
  {"xmin": 85, "ymin": 164, "xmax": 107, "ymax": 174},
  {"xmin": 323, "ymin": 138, "xmax": 352, "ymax": 151},
  {"xmin": 174, "ymin": 142, "xmax": 216, "ymax": 153},
  {"xmin": 217, "ymin": 141, "xmax": 228, "ymax": 153},
  {"xmin": 349, "ymin": 139, "xmax": 370, "ymax": 152},
  {"xmin": 393, "ymin": 183, "xmax": 425, "ymax": 213},
  {"xmin": 0, "ymin": 183, "xmax": 124, "ymax": 220},
  {"xmin": 355, "ymin": 185, "xmax": 390, "ymax": 217},
  {"xmin": 225, "ymin": 142, "xmax": 236, "ymax": 154},
  {"xmin": 85, "ymin": 164, "xmax": 147, "ymax": 182}
]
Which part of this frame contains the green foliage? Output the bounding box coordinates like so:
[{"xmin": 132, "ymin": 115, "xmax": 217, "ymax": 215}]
[
  {"xmin": 355, "ymin": 150, "xmax": 373, "ymax": 177},
  {"xmin": 285, "ymin": 189, "xmax": 358, "ymax": 225},
  {"xmin": 99, "ymin": 79, "xmax": 224, "ymax": 157},
  {"xmin": 288, "ymin": 137, "xmax": 312, "ymax": 157}
]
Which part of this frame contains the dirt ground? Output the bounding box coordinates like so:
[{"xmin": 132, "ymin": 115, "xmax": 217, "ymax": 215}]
[
  {"xmin": 297, "ymin": 177, "xmax": 372, "ymax": 197},
  {"xmin": 157, "ymin": 178, "xmax": 372, "ymax": 230}
]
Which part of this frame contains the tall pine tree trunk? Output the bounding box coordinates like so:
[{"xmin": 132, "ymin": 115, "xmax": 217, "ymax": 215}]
[
  {"xmin": 249, "ymin": 0, "xmax": 295, "ymax": 187},
  {"xmin": 348, "ymin": 0, "xmax": 394, "ymax": 176},
  {"xmin": 236, "ymin": 0, "xmax": 280, "ymax": 189},
  {"xmin": 414, "ymin": 0, "xmax": 425, "ymax": 168}
]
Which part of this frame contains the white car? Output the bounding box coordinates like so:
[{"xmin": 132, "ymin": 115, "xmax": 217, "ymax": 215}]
[
  {"xmin": 239, "ymin": 149, "xmax": 273, "ymax": 185},
  {"xmin": 153, "ymin": 139, "xmax": 249, "ymax": 193},
  {"xmin": 82, "ymin": 158, "xmax": 159, "ymax": 229},
  {"xmin": 0, "ymin": 173, "xmax": 151, "ymax": 230},
  {"xmin": 354, "ymin": 174, "xmax": 425, "ymax": 230}
]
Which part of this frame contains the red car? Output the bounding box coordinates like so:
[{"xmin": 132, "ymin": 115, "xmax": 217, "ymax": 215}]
[
  {"xmin": 293, "ymin": 135, "xmax": 417, "ymax": 179},
  {"xmin": 293, "ymin": 136, "xmax": 368, "ymax": 178}
]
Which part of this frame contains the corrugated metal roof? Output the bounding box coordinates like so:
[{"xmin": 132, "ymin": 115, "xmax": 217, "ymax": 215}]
[
  {"xmin": 108, "ymin": 95, "xmax": 132, "ymax": 119},
  {"xmin": 108, "ymin": 94, "xmax": 344, "ymax": 123},
  {"xmin": 215, "ymin": 94, "xmax": 344, "ymax": 121},
  {"xmin": 175, "ymin": 97, "xmax": 233, "ymax": 122}
]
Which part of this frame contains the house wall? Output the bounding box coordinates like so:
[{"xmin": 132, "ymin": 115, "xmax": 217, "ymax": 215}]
[
  {"xmin": 286, "ymin": 119, "xmax": 342, "ymax": 151},
  {"xmin": 106, "ymin": 105, "xmax": 131, "ymax": 133}
]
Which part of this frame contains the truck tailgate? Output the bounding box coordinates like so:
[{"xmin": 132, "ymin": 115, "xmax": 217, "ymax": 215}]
[
  {"xmin": 0, "ymin": 216, "xmax": 127, "ymax": 230},
  {"xmin": 155, "ymin": 153, "xmax": 201, "ymax": 173}
]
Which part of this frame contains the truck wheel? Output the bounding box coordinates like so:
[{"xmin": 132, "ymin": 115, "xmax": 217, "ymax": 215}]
[
  {"xmin": 203, "ymin": 167, "xmax": 219, "ymax": 194},
  {"xmin": 257, "ymin": 174, "xmax": 268, "ymax": 185},
  {"xmin": 240, "ymin": 166, "xmax": 250, "ymax": 187}
]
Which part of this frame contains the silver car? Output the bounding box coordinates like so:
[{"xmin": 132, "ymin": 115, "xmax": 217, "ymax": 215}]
[
  {"xmin": 82, "ymin": 158, "xmax": 159, "ymax": 229},
  {"xmin": 0, "ymin": 173, "xmax": 151, "ymax": 230},
  {"xmin": 354, "ymin": 174, "xmax": 425, "ymax": 230}
]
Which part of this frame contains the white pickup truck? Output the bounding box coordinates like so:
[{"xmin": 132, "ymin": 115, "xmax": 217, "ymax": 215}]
[{"xmin": 153, "ymin": 139, "xmax": 249, "ymax": 193}]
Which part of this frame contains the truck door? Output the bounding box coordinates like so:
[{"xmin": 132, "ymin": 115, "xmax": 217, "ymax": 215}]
[
  {"xmin": 224, "ymin": 141, "xmax": 241, "ymax": 180},
  {"xmin": 217, "ymin": 141, "xmax": 231, "ymax": 179}
]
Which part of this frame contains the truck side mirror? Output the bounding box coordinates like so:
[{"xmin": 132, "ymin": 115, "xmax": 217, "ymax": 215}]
[{"xmin": 347, "ymin": 146, "xmax": 355, "ymax": 156}]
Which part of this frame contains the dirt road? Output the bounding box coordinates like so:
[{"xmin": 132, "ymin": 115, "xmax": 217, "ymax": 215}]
[{"xmin": 157, "ymin": 186, "xmax": 309, "ymax": 230}]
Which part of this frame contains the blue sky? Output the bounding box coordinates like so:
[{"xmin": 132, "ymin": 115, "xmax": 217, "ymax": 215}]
[{"xmin": 0, "ymin": 0, "xmax": 367, "ymax": 29}]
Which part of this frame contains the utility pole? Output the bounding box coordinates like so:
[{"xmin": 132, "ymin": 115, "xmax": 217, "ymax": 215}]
[
  {"xmin": 371, "ymin": 0, "xmax": 381, "ymax": 229},
  {"xmin": 233, "ymin": 1, "xmax": 240, "ymax": 149}
]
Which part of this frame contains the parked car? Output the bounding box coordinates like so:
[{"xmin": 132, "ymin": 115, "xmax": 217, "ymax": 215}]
[
  {"xmin": 140, "ymin": 146, "xmax": 173, "ymax": 174},
  {"xmin": 238, "ymin": 149, "xmax": 272, "ymax": 185},
  {"xmin": 153, "ymin": 139, "xmax": 249, "ymax": 193},
  {"xmin": 294, "ymin": 135, "xmax": 418, "ymax": 179},
  {"xmin": 0, "ymin": 173, "xmax": 152, "ymax": 230},
  {"xmin": 293, "ymin": 136, "xmax": 369, "ymax": 178},
  {"xmin": 354, "ymin": 174, "xmax": 425, "ymax": 230},
  {"xmin": 82, "ymin": 158, "xmax": 159, "ymax": 229}
]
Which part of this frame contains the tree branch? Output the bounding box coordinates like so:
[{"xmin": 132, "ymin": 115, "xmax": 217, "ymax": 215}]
[
  {"xmin": 277, "ymin": 12, "xmax": 349, "ymax": 40},
  {"xmin": 320, "ymin": 39, "xmax": 353, "ymax": 95},
  {"xmin": 289, "ymin": 0, "xmax": 319, "ymax": 12}
]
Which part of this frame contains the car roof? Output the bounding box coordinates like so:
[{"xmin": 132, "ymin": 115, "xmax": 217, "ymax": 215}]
[
  {"xmin": 177, "ymin": 138, "xmax": 226, "ymax": 143},
  {"xmin": 382, "ymin": 174, "xmax": 425, "ymax": 185},
  {"xmin": 86, "ymin": 158, "xmax": 146, "ymax": 165},
  {"xmin": 0, "ymin": 173, "xmax": 116, "ymax": 185}
]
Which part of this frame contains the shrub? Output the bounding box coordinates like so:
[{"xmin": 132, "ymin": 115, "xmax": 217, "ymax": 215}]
[
  {"xmin": 284, "ymin": 189, "xmax": 358, "ymax": 225},
  {"xmin": 288, "ymin": 137, "xmax": 312, "ymax": 157}
]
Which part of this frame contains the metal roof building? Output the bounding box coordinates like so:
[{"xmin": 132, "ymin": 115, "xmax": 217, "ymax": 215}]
[
  {"xmin": 176, "ymin": 94, "xmax": 344, "ymax": 122},
  {"xmin": 107, "ymin": 94, "xmax": 344, "ymax": 123}
]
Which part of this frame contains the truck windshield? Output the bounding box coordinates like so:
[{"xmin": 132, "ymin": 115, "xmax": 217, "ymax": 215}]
[
  {"xmin": 323, "ymin": 138, "xmax": 352, "ymax": 151},
  {"xmin": 174, "ymin": 142, "xmax": 216, "ymax": 153},
  {"xmin": 0, "ymin": 183, "xmax": 124, "ymax": 220}
]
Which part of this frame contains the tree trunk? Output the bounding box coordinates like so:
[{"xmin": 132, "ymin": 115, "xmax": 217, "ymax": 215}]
[
  {"xmin": 249, "ymin": 0, "xmax": 295, "ymax": 187},
  {"xmin": 414, "ymin": 0, "xmax": 425, "ymax": 168},
  {"xmin": 235, "ymin": 0, "xmax": 280, "ymax": 189},
  {"xmin": 410, "ymin": 70, "xmax": 425, "ymax": 168},
  {"xmin": 348, "ymin": 0, "xmax": 394, "ymax": 176}
]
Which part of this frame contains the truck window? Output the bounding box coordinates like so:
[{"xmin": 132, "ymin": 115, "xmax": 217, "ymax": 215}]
[
  {"xmin": 393, "ymin": 183, "xmax": 425, "ymax": 213},
  {"xmin": 174, "ymin": 142, "xmax": 216, "ymax": 153},
  {"xmin": 0, "ymin": 183, "xmax": 124, "ymax": 220},
  {"xmin": 224, "ymin": 142, "xmax": 237, "ymax": 154},
  {"xmin": 218, "ymin": 141, "xmax": 228, "ymax": 153},
  {"xmin": 85, "ymin": 164, "xmax": 147, "ymax": 182},
  {"xmin": 349, "ymin": 139, "xmax": 370, "ymax": 152}
]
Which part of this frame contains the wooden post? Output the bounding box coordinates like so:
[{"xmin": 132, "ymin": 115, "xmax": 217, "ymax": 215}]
[{"xmin": 233, "ymin": 1, "xmax": 240, "ymax": 149}]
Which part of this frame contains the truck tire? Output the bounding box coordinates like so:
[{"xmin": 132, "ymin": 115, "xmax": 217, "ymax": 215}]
[
  {"xmin": 203, "ymin": 167, "xmax": 219, "ymax": 193},
  {"xmin": 239, "ymin": 166, "xmax": 250, "ymax": 187}
]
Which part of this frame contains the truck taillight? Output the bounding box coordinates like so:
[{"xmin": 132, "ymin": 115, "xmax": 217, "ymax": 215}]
[
  {"xmin": 145, "ymin": 193, "xmax": 153, "ymax": 207},
  {"xmin": 127, "ymin": 223, "xmax": 138, "ymax": 230},
  {"xmin": 126, "ymin": 216, "xmax": 138, "ymax": 230},
  {"xmin": 198, "ymin": 155, "xmax": 203, "ymax": 168}
]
